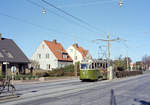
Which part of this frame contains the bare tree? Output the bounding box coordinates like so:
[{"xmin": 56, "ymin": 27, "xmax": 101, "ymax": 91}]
[{"xmin": 142, "ymin": 55, "xmax": 150, "ymax": 69}]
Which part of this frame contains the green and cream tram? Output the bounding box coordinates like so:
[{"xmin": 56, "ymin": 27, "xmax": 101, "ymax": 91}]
[
  {"xmin": 80, "ymin": 59, "xmax": 107, "ymax": 81},
  {"xmin": 80, "ymin": 60, "xmax": 100, "ymax": 81}
]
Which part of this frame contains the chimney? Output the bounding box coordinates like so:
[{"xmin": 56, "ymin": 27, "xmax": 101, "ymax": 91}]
[
  {"xmin": 75, "ymin": 43, "xmax": 78, "ymax": 47},
  {"xmin": 53, "ymin": 39, "xmax": 57, "ymax": 44},
  {"xmin": 0, "ymin": 33, "xmax": 2, "ymax": 40}
]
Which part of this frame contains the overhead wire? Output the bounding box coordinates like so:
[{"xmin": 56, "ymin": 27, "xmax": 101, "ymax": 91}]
[
  {"xmin": 0, "ymin": 11, "xmax": 91, "ymax": 47},
  {"xmin": 25, "ymin": 0, "xmax": 104, "ymax": 34},
  {"xmin": 25, "ymin": 0, "xmax": 102, "ymax": 46},
  {"xmin": 41, "ymin": 0, "xmax": 106, "ymax": 34},
  {"xmin": 58, "ymin": 0, "xmax": 118, "ymax": 8},
  {"xmin": 0, "ymin": 12, "xmax": 76, "ymax": 40}
]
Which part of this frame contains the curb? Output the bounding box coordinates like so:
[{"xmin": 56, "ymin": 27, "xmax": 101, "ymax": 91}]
[{"xmin": 0, "ymin": 95, "xmax": 19, "ymax": 102}]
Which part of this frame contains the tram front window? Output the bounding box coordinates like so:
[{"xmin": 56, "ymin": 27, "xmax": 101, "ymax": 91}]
[{"xmin": 81, "ymin": 64, "xmax": 88, "ymax": 69}]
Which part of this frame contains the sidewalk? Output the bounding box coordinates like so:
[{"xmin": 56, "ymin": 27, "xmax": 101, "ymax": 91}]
[{"xmin": 13, "ymin": 76, "xmax": 79, "ymax": 85}]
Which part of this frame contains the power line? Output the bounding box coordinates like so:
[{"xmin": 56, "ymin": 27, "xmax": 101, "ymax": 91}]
[
  {"xmin": 26, "ymin": 0, "xmax": 104, "ymax": 34},
  {"xmin": 41, "ymin": 0, "xmax": 106, "ymax": 33},
  {"xmin": 0, "ymin": 12, "xmax": 73, "ymax": 37},
  {"xmin": 0, "ymin": 11, "xmax": 91, "ymax": 46},
  {"xmin": 58, "ymin": 0, "xmax": 118, "ymax": 8}
]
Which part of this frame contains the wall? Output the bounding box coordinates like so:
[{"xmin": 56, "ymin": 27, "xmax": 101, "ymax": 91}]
[
  {"xmin": 67, "ymin": 46, "xmax": 83, "ymax": 64},
  {"xmin": 58, "ymin": 61, "xmax": 73, "ymax": 68},
  {"xmin": 31, "ymin": 41, "xmax": 58, "ymax": 70}
]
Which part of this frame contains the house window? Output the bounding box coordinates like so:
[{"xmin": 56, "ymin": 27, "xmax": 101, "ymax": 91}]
[
  {"xmin": 60, "ymin": 64, "xmax": 64, "ymax": 68},
  {"xmin": 46, "ymin": 53, "xmax": 49, "ymax": 59},
  {"xmin": 75, "ymin": 56, "xmax": 77, "ymax": 60},
  {"xmin": 62, "ymin": 52, "xmax": 68, "ymax": 59},
  {"xmin": 47, "ymin": 64, "xmax": 51, "ymax": 70},
  {"xmin": 38, "ymin": 54, "xmax": 41, "ymax": 59}
]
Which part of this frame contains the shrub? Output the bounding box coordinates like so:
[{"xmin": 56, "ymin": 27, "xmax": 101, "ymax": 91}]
[
  {"xmin": 22, "ymin": 75, "xmax": 26, "ymax": 80},
  {"xmin": 115, "ymin": 71, "xmax": 143, "ymax": 78},
  {"xmin": 15, "ymin": 75, "xmax": 21, "ymax": 80},
  {"xmin": 28, "ymin": 75, "xmax": 32, "ymax": 80},
  {"xmin": 0, "ymin": 75, "xmax": 4, "ymax": 79},
  {"xmin": 64, "ymin": 64, "xmax": 74, "ymax": 73}
]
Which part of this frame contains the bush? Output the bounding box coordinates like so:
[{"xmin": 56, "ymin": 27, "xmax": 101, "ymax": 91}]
[
  {"xmin": 15, "ymin": 75, "xmax": 21, "ymax": 80},
  {"xmin": 28, "ymin": 75, "xmax": 32, "ymax": 80},
  {"xmin": 116, "ymin": 71, "xmax": 143, "ymax": 78},
  {"xmin": 0, "ymin": 75, "xmax": 5, "ymax": 79},
  {"xmin": 64, "ymin": 64, "xmax": 74, "ymax": 73}
]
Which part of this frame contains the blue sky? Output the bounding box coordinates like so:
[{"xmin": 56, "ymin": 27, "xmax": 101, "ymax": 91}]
[{"xmin": 0, "ymin": 0, "xmax": 150, "ymax": 62}]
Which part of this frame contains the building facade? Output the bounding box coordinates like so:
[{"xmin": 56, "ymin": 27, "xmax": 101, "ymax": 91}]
[
  {"xmin": 31, "ymin": 40, "xmax": 73, "ymax": 70},
  {"xmin": 67, "ymin": 44, "xmax": 92, "ymax": 64}
]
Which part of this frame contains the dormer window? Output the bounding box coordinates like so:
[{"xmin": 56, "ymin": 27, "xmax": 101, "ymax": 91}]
[{"xmin": 62, "ymin": 52, "xmax": 68, "ymax": 59}]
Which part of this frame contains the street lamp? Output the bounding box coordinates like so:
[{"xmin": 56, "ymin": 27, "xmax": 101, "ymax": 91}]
[
  {"xmin": 119, "ymin": 0, "xmax": 123, "ymax": 7},
  {"xmin": 42, "ymin": 8, "xmax": 46, "ymax": 14}
]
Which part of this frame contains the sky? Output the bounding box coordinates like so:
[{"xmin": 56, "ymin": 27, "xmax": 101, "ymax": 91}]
[{"xmin": 0, "ymin": 0, "xmax": 150, "ymax": 62}]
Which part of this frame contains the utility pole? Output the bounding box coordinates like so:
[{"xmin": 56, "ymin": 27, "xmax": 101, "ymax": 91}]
[
  {"xmin": 93, "ymin": 32, "xmax": 121, "ymax": 67},
  {"xmin": 92, "ymin": 32, "xmax": 122, "ymax": 80}
]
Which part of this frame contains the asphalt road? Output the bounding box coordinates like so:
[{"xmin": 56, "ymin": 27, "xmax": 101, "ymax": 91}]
[{"xmin": 1, "ymin": 73, "xmax": 150, "ymax": 105}]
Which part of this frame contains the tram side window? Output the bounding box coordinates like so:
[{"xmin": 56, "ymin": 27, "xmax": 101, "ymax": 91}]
[
  {"xmin": 81, "ymin": 64, "xmax": 88, "ymax": 69},
  {"xmin": 92, "ymin": 63, "xmax": 94, "ymax": 69},
  {"xmin": 89, "ymin": 64, "xmax": 92, "ymax": 69}
]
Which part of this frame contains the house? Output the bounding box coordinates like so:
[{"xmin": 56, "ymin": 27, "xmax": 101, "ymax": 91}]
[
  {"xmin": 31, "ymin": 40, "xmax": 73, "ymax": 70},
  {"xmin": 67, "ymin": 43, "xmax": 92, "ymax": 64},
  {"xmin": 0, "ymin": 33, "xmax": 29, "ymax": 76}
]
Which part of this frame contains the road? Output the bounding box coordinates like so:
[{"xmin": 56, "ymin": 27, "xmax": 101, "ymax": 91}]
[{"xmin": 1, "ymin": 73, "xmax": 150, "ymax": 105}]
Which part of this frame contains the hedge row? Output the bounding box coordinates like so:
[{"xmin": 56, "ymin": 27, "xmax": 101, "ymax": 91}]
[{"xmin": 115, "ymin": 71, "xmax": 143, "ymax": 78}]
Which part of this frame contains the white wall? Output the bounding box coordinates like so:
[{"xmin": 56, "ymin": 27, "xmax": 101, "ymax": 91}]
[
  {"xmin": 58, "ymin": 61, "xmax": 73, "ymax": 68},
  {"xmin": 67, "ymin": 46, "xmax": 83, "ymax": 64},
  {"xmin": 31, "ymin": 41, "xmax": 58, "ymax": 70}
]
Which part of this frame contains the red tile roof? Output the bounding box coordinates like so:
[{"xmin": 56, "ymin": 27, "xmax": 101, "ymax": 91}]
[
  {"xmin": 73, "ymin": 44, "xmax": 88, "ymax": 58},
  {"xmin": 44, "ymin": 40, "xmax": 72, "ymax": 62}
]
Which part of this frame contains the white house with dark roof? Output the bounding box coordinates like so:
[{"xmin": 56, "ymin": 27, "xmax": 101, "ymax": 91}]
[
  {"xmin": 0, "ymin": 33, "xmax": 29, "ymax": 75},
  {"xmin": 31, "ymin": 40, "xmax": 73, "ymax": 70},
  {"xmin": 67, "ymin": 43, "xmax": 92, "ymax": 64}
]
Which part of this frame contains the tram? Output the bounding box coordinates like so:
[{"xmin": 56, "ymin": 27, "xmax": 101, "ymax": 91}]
[{"xmin": 80, "ymin": 59, "xmax": 107, "ymax": 81}]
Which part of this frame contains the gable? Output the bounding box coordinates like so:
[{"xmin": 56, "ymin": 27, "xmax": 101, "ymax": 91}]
[
  {"xmin": 44, "ymin": 40, "xmax": 72, "ymax": 62},
  {"xmin": 73, "ymin": 44, "xmax": 89, "ymax": 58}
]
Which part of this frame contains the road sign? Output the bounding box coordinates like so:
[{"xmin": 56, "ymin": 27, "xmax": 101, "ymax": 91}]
[{"xmin": 11, "ymin": 66, "xmax": 16, "ymax": 73}]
